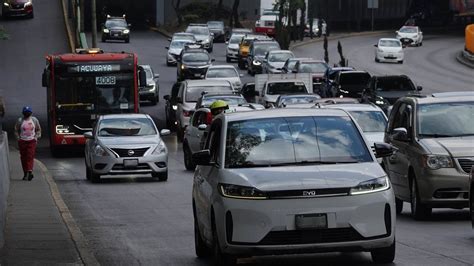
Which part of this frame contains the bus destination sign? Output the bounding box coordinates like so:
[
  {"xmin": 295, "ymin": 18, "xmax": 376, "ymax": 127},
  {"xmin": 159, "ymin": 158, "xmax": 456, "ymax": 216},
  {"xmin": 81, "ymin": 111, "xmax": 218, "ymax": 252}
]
[{"xmin": 68, "ymin": 64, "xmax": 121, "ymax": 73}]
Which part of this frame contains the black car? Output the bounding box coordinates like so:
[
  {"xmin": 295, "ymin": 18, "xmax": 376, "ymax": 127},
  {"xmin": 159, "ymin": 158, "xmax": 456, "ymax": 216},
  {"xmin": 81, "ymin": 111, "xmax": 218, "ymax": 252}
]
[
  {"xmin": 101, "ymin": 15, "xmax": 130, "ymax": 43},
  {"xmin": 247, "ymin": 40, "xmax": 281, "ymax": 76},
  {"xmin": 163, "ymin": 82, "xmax": 181, "ymax": 131},
  {"xmin": 207, "ymin": 21, "xmax": 225, "ymax": 42},
  {"xmin": 319, "ymin": 67, "xmax": 355, "ymax": 97},
  {"xmin": 362, "ymin": 75, "xmax": 422, "ymax": 112},
  {"xmin": 138, "ymin": 65, "xmax": 160, "ymax": 105},
  {"xmin": 333, "ymin": 71, "xmax": 371, "ymax": 99},
  {"xmin": 2, "ymin": 0, "xmax": 33, "ymax": 18},
  {"xmin": 177, "ymin": 48, "xmax": 214, "ymax": 81},
  {"xmin": 292, "ymin": 59, "xmax": 329, "ymax": 93}
]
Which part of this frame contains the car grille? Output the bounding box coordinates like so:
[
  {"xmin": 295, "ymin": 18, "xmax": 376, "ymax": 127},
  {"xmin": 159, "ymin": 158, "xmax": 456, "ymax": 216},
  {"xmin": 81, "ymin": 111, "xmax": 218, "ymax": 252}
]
[
  {"xmin": 266, "ymin": 188, "xmax": 350, "ymax": 199},
  {"xmin": 111, "ymin": 147, "xmax": 149, "ymax": 157},
  {"xmin": 457, "ymin": 158, "xmax": 474, "ymax": 173},
  {"xmin": 258, "ymin": 228, "xmax": 364, "ymax": 245},
  {"xmin": 112, "ymin": 163, "xmax": 150, "ymax": 170},
  {"xmin": 13, "ymin": 4, "xmax": 24, "ymax": 9},
  {"xmin": 111, "ymin": 31, "xmax": 122, "ymax": 36}
]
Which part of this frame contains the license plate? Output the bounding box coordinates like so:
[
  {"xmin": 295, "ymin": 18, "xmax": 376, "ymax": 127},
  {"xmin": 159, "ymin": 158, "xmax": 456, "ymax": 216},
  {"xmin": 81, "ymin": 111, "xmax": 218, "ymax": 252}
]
[
  {"xmin": 114, "ymin": 33, "xmax": 118, "ymax": 37},
  {"xmin": 388, "ymin": 54, "xmax": 394, "ymax": 57},
  {"xmin": 194, "ymin": 73, "xmax": 201, "ymax": 77},
  {"xmin": 295, "ymin": 214, "xmax": 327, "ymax": 229},
  {"xmin": 123, "ymin": 159, "xmax": 138, "ymax": 168}
]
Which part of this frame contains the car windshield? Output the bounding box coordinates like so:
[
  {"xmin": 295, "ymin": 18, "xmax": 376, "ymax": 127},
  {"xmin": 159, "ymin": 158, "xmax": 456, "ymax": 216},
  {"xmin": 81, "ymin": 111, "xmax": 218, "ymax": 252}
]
[
  {"xmin": 201, "ymin": 96, "xmax": 246, "ymax": 107},
  {"xmin": 186, "ymin": 27, "xmax": 209, "ymax": 35},
  {"xmin": 173, "ymin": 34, "xmax": 195, "ymax": 41},
  {"xmin": 225, "ymin": 116, "xmax": 372, "ymax": 168},
  {"xmin": 186, "ymin": 86, "xmax": 232, "ymax": 102},
  {"xmin": 182, "ymin": 53, "xmax": 210, "ymax": 63},
  {"xmin": 207, "ymin": 21, "xmax": 224, "ymax": 29},
  {"xmin": 349, "ymin": 111, "xmax": 387, "ymax": 132},
  {"xmin": 267, "ymin": 82, "xmax": 308, "ymax": 95},
  {"xmin": 254, "ymin": 43, "xmax": 280, "ymax": 56},
  {"xmin": 206, "ymin": 68, "xmax": 238, "ymax": 78},
  {"xmin": 230, "ymin": 34, "xmax": 244, "ymax": 44},
  {"xmin": 170, "ymin": 40, "xmax": 193, "ymax": 49},
  {"xmin": 400, "ymin": 27, "xmax": 417, "ymax": 33},
  {"xmin": 418, "ymin": 102, "xmax": 474, "ymax": 137},
  {"xmin": 105, "ymin": 20, "xmax": 127, "ymax": 28},
  {"xmin": 376, "ymin": 78, "xmax": 414, "ymax": 91},
  {"xmin": 379, "ymin": 40, "xmax": 401, "ymax": 47},
  {"xmin": 98, "ymin": 118, "xmax": 156, "ymax": 137},
  {"xmin": 299, "ymin": 62, "xmax": 328, "ymax": 73},
  {"xmin": 269, "ymin": 52, "xmax": 293, "ymax": 62},
  {"xmin": 280, "ymin": 95, "xmax": 319, "ymax": 105}
]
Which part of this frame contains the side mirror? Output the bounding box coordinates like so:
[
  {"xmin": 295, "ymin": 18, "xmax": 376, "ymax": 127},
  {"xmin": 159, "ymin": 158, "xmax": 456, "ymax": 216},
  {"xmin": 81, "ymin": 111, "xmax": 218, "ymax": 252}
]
[
  {"xmin": 192, "ymin": 150, "xmax": 212, "ymax": 165},
  {"xmin": 416, "ymin": 86, "xmax": 423, "ymax": 91},
  {"xmin": 139, "ymin": 69, "xmax": 147, "ymax": 88},
  {"xmin": 211, "ymin": 59, "xmax": 216, "ymax": 62},
  {"xmin": 163, "ymin": 95, "xmax": 170, "ymax": 101},
  {"xmin": 198, "ymin": 124, "xmax": 207, "ymax": 130},
  {"xmin": 160, "ymin": 129, "xmax": 171, "ymax": 136},
  {"xmin": 168, "ymin": 38, "xmax": 172, "ymax": 42},
  {"xmin": 225, "ymin": 41, "xmax": 229, "ymax": 45},
  {"xmin": 392, "ymin": 127, "xmax": 409, "ymax": 142},
  {"xmin": 154, "ymin": 74, "xmax": 160, "ymax": 79},
  {"xmin": 84, "ymin": 132, "xmax": 94, "ymax": 139},
  {"xmin": 374, "ymin": 142, "xmax": 394, "ymax": 158},
  {"xmin": 165, "ymin": 47, "xmax": 169, "ymax": 50},
  {"xmin": 374, "ymin": 44, "xmax": 378, "ymax": 47}
]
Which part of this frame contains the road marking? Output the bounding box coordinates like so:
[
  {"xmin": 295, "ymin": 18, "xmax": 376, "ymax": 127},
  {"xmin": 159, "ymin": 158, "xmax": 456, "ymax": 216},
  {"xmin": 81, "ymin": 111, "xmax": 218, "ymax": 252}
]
[{"xmin": 36, "ymin": 159, "xmax": 100, "ymax": 266}]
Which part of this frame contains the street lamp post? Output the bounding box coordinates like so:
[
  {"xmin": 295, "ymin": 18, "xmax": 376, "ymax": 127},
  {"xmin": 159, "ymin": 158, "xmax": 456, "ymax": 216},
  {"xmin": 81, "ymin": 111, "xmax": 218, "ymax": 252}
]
[{"xmin": 91, "ymin": 0, "xmax": 97, "ymax": 48}]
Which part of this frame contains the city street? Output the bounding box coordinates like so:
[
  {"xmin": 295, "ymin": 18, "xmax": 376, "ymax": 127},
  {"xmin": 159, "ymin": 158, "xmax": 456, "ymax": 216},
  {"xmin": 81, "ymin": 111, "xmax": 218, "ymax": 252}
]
[{"xmin": 0, "ymin": 1, "xmax": 473, "ymax": 265}]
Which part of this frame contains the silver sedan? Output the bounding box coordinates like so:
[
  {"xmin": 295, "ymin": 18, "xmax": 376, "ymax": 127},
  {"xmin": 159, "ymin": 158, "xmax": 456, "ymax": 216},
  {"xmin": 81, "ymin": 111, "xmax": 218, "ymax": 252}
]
[{"xmin": 84, "ymin": 114, "xmax": 170, "ymax": 182}]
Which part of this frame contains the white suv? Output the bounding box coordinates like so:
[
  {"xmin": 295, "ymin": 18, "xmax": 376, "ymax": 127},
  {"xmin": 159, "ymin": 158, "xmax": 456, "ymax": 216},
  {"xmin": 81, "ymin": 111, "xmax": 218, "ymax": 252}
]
[{"xmin": 192, "ymin": 108, "xmax": 396, "ymax": 265}]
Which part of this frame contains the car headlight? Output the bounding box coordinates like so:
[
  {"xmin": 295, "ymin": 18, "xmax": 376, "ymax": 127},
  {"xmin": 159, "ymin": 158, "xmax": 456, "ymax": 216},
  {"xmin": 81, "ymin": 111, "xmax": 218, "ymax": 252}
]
[
  {"xmin": 172, "ymin": 105, "xmax": 178, "ymax": 110},
  {"xmin": 123, "ymin": 29, "xmax": 130, "ymax": 34},
  {"xmin": 377, "ymin": 49, "xmax": 384, "ymax": 53},
  {"xmin": 375, "ymin": 100, "xmax": 386, "ymax": 105},
  {"xmin": 253, "ymin": 60, "xmax": 262, "ymax": 66},
  {"xmin": 219, "ymin": 183, "xmax": 267, "ymax": 199},
  {"xmin": 93, "ymin": 145, "xmax": 109, "ymax": 157},
  {"xmin": 181, "ymin": 64, "xmax": 186, "ymax": 70},
  {"xmin": 147, "ymin": 84, "xmax": 156, "ymax": 91},
  {"xmin": 3, "ymin": 2, "xmax": 9, "ymax": 7},
  {"xmin": 152, "ymin": 141, "xmax": 167, "ymax": 155},
  {"xmin": 204, "ymin": 38, "xmax": 210, "ymax": 43},
  {"xmin": 103, "ymin": 29, "xmax": 110, "ymax": 33},
  {"xmin": 350, "ymin": 176, "xmax": 390, "ymax": 195},
  {"xmin": 423, "ymin": 155, "xmax": 453, "ymax": 170}
]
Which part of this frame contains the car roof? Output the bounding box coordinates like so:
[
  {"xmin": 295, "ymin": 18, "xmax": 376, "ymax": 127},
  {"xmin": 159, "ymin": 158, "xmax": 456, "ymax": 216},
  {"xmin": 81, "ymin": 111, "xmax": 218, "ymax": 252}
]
[
  {"xmin": 379, "ymin": 38, "xmax": 400, "ymax": 41},
  {"xmin": 100, "ymin": 113, "xmax": 151, "ymax": 120},
  {"xmin": 404, "ymin": 94, "xmax": 474, "ymax": 104},
  {"xmin": 185, "ymin": 79, "xmax": 232, "ymax": 87},
  {"xmin": 207, "ymin": 65, "xmax": 237, "ymax": 70},
  {"xmin": 339, "ymin": 70, "xmax": 370, "ymax": 75},
  {"xmin": 222, "ymin": 108, "xmax": 349, "ymax": 123},
  {"xmin": 269, "ymin": 50, "xmax": 293, "ymax": 54},
  {"xmin": 298, "ymin": 59, "xmax": 326, "ymax": 63},
  {"xmin": 323, "ymin": 103, "xmax": 384, "ymax": 112}
]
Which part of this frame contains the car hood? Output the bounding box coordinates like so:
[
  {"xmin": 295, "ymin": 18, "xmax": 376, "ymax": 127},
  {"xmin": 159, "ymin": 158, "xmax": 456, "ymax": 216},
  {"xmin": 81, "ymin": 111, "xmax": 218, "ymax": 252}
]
[
  {"xmin": 363, "ymin": 132, "xmax": 385, "ymax": 147},
  {"xmin": 6, "ymin": 0, "xmax": 29, "ymax": 4},
  {"xmin": 377, "ymin": 90, "xmax": 417, "ymax": 104},
  {"xmin": 254, "ymin": 55, "xmax": 265, "ymax": 61},
  {"xmin": 263, "ymin": 94, "xmax": 279, "ymax": 103},
  {"xmin": 169, "ymin": 48, "xmax": 182, "ymax": 55},
  {"xmin": 398, "ymin": 32, "xmax": 418, "ymax": 38},
  {"xmin": 419, "ymin": 136, "xmax": 474, "ymax": 157},
  {"xmin": 98, "ymin": 135, "xmax": 162, "ymax": 147},
  {"xmin": 228, "ymin": 43, "xmax": 239, "ymax": 49},
  {"xmin": 220, "ymin": 163, "xmax": 384, "ymax": 190},
  {"xmin": 206, "ymin": 77, "xmax": 240, "ymax": 85},
  {"xmin": 183, "ymin": 62, "xmax": 210, "ymax": 67},
  {"xmin": 268, "ymin": 62, "xmax": 285, "ymax": 69}
]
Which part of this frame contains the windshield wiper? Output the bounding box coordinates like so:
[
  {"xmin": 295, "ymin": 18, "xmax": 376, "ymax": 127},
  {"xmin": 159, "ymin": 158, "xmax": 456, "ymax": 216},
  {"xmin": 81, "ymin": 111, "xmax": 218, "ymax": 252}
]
[
  {"xmin": 450, "ymin": 134, "xmax": 474, "ymax": 137},
  {"xmin": 419, "ymin": 133, "xmax": 455, "ymax": 138}
]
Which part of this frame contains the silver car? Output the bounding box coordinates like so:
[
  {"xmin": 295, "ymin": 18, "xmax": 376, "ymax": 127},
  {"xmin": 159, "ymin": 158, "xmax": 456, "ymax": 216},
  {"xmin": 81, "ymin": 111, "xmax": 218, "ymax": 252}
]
[
  {"xmin": 205, "ymin": 65, "xmax": 243, "ymax": 91},
  {"xmin": 84, "ymin": 114, "xmax": 170, "ymax": 182},
  {"xmin": 192, "ymin": 108, "xmax": 396, "ymax": 265}
]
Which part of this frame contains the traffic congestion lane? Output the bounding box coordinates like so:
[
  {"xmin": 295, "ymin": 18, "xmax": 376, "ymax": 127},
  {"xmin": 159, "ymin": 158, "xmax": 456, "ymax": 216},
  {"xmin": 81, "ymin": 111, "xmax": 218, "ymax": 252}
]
[{"xmin": 291, "ymin": 33, "xmax": 473, "ymax": 93}]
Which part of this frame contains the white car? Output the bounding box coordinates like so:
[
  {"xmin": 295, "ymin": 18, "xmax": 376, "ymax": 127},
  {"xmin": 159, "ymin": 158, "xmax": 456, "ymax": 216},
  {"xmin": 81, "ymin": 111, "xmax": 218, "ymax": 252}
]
[
  {"xmin": 375, "ymin": 38, "xmax": 404, "ymax": 64},
  {"xmin": 205, "ymin": 65, "xmax": 243, "ymax": 91},
  {"xmin": 226, "ymin": 33, "xmax": 245, "ymax": 62},
  {"xmin": 262, "ymin": 50, "xmax": 295, "ymax": 74},
  {"xmin": 396, "ymin": 26, "xmax": 423, "ymax": 46},
  {"xmin": 192, "ymin": 108, "xmax": 396, "ymax": 265},
  {"xmin": 165, "ymin": 39, "xmax": 195, "ymax": 66}
]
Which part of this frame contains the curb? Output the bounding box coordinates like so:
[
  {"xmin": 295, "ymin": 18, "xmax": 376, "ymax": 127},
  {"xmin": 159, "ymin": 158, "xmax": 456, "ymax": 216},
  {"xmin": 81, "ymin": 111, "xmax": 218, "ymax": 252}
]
[
  {"xmin": 36, "ymin": 159, "xmax": 100, "ymax": 266},
  {"xmin": 456, "ymin": 51, "xmax": 474, "ymax": 68},
  {"xmin": 149, "ymin": 26, "xmax": 173, "ymax": 39},
  {"xmin": 60, "ymin": 0, "xmax": 75, "ymax": 53},
  {"xmin": 289, "ymin": 30, "xmax": 393, "ymax": 50}
]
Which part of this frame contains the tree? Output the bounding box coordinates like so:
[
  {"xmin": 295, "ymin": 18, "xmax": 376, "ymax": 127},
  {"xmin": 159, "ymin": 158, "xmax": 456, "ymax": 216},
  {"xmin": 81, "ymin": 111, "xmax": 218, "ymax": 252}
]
[
  {"xmin": 323, "ymin": 35, "xmax": 329, "ymax": 63},
  {"xmin": 172, "ymin": 0, "xmax": 183, "ymax": 25},
  {"xmin": 337, "ymin": 41, "xmax": 346, "ymax": 67},
  {"xmin": 216, "ymin": 0, "xmax": 223, "ymax": 20},
  {"xmin": 229, "ymin": 0, "xmax": 241, "ymax": 28}
]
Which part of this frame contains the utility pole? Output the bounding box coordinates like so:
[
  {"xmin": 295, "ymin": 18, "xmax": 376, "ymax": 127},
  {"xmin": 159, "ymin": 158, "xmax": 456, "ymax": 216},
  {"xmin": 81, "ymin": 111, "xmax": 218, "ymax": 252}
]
[{"xmin": 91, "ymin": 0, "xmax": 97, "ymax": 48}]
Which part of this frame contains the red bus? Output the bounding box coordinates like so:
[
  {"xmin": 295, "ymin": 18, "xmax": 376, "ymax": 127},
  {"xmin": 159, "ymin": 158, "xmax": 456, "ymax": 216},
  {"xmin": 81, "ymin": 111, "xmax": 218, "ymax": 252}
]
[{"xmin": 42, "ymin": 48, "xmax": 146, "ymax": 155}]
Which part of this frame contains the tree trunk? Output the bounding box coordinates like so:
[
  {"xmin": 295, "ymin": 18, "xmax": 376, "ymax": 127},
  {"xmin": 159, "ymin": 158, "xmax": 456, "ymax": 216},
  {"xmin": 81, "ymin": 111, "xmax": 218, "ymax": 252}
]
[
  {"xmin": 172, "ymin": 0, "xmax": 182, "ymax": 25},
  {"xmin": 216, "ymin": 0, "xmax": 223, "ymax": 19},
  {"xmin": 230, "ymin": 0, "xmax": 241, "ymax": 28}
]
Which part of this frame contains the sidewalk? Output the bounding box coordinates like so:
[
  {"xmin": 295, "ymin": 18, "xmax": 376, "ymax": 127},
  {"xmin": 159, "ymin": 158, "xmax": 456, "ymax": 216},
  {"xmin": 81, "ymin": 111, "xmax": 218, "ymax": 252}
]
[{"xmin": 0, "ymin": 147, "xmax": 82, "ymax": 265}]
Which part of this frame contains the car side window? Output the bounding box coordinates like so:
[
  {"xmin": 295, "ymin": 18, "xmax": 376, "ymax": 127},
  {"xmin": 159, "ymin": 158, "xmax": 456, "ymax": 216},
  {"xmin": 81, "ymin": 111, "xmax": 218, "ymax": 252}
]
[
  {"xmin": 390, "ymin": 103, "xmax": 412, "ymax": 134},
  {"xmin": 171, "ymin": 83, "xmax": 180, "ymax": 100},
  {"xmin": 205, "ymin": 121, "xmax": 222, "ymax": 165}
]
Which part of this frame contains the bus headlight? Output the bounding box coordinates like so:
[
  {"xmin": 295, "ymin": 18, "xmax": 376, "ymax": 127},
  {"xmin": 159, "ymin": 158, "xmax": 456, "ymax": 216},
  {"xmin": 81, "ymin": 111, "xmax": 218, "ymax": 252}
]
[{"xmin": 56, "ymin": 125, "xmax": 74, "ymax": 135}]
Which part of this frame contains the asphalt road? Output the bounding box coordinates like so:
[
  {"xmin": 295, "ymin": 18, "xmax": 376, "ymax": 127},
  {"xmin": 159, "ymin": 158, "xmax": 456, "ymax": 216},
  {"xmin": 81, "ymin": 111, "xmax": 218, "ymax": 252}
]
[{"xmin": 1, "ymin": 4, "xmax": 474, "ymax": 265}]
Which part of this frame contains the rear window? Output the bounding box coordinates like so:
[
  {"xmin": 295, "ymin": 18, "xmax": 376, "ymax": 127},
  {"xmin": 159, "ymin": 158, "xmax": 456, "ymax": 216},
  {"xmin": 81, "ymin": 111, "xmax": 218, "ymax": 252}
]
[
  {"xmin": 376, "ymin": 78, "xmax": 414, "ymax": 91},
  {"xmin": 298, "ymin": 62, "xmax": 328, "ymax": 73},
  {"xmin": 185, "ymin": 86, "xmax": 233, "ymax": 102},
  {"xmin": 267, "ymin": 82, "xmax": 308, "ymax": 95}
]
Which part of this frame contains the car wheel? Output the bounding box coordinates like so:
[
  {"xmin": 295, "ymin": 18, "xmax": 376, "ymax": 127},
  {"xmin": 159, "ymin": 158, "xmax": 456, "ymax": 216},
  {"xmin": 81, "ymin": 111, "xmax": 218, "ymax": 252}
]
[
  {"xmin": 152, "ymin": 171, "xmax": 168, "ymax": 181},
  {"xmin": 28, "ymin": 11, "xmax": 34, "ymax": 19},
  {"xmin": 166, "ymin": 61, "xmax": 172, "ymax": 67},
  {"xmin": 410, "ymin": 178, "xmax": 432, "ymax": 220},
  {"xmin": 177, "ymin": 127, "xmax": 184, "ymax": 142},
  {"xmin": 375, "ymin": 57, "xmax": 379, "ymax": 63},
  {"xmin": 194, "ymin": 212, "xmax": 211, "ymax": 258},
  {"xmin": 398, "ymin": 60, "xmax": 403, "ymax": 64},
  {"xmin": 395, "ymin": 197, "xmax": 403, "ymax": 215},
  {"xmin": 238, "ymin": 60, "xmax": 245, "ymax": 70},
  {"xmin": 226, "ymin": 56, "xmax": 231, "ymax": 63},
  {"xmin": 419, "ymin": 42, "xmax": 423, "ymax": 46},
  {"xmin": 212, "ymin": 221, "xmax": 237, "ymax": 266},
  {"xmin": 91, "ymin": 172, "xmax": 101, "ymax": 183},
  {"xmin": 102, "ymin": 37, "xmax": 106, "ymax": 43},
  {"xmin": 184, "ymin": 143, "xmax": 196, "ymax": 171},
  {"xmin": 371, "ymin": 239, "xmax": 395, "ymax": 263}
]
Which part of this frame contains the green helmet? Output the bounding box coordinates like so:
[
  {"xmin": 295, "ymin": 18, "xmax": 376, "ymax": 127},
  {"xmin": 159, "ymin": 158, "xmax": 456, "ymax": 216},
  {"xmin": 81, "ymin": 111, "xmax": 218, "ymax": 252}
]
[{"xmin": 210, "ymin": 100, "xmax": 229, "ymax": 110}]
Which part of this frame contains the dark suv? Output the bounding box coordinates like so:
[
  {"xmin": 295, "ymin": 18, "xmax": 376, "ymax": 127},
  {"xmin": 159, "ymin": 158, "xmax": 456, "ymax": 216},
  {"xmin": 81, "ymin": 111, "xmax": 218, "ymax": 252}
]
[
  {"xmin": 362, "ymin": 75, "xmax": 422, "ymax": 113},
  {"xmin": 177, "ymin": 48, "xmax": 214, "ymax": 81},
  {"xmin": 101, "ymin": 15, "xmax": 131, "ymax": 43}
]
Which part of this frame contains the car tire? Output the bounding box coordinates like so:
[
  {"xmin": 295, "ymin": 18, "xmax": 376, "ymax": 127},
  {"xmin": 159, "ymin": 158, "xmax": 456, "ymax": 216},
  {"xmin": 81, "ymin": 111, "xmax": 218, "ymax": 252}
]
[
  {"xmin": 152, "ymin": 171, "xmax": 168, "ymax": 181},
  {"xmin": 166, "ymin": 61, "xmax": 172, "ymax": 67},
  {"xmin": 28, "ymin": 11, "xmax": 34, "ymax": 19},
  {"xmin": 184, "ymin": 143, "xmax": 196, "ymax": 171},
  {"xmin": 398, "ymin": 60, "xmax": 403, "ymax": 64},
  {"xmin": 177, "ymin": 127, "xmax": 184, "ymax": 142},
  {"xmin": 410, "ymin": 178, "xmax": 432, "ymax": 220},
  {"xmin": 91, "ymin": 172, "xmax": 101, "ymax": 183},
  {"xmin": 226, "ymin": 56, "xmax": 231, "ymax": 63},
  {"xmin": 395, "ymin": 197, "xmax": 403, "ymax": 214},
  {"xmin": 194, "ymin": 212, "xmax": 211, "ymax": 258},
  {"xmin": 212, "ymin": 221, "xmax": 237, "ymax": 266},
  {"xmin": 375, "ymin": 57, "xmax": 379, "ymax": 63},
  {"xmin": 371, "ymin": 239, "xmax": 395, "ymax": 263},
  {"xmin": 102, "ymin": 37, "xmax": 106, "ymax": 43},
  {"xmin": 419, "ymin": 42, "xmax": 423, "ymax": 46},
  {"xmin": 238, "ymin": 60, "xmax": 245, "ymax": 70}
]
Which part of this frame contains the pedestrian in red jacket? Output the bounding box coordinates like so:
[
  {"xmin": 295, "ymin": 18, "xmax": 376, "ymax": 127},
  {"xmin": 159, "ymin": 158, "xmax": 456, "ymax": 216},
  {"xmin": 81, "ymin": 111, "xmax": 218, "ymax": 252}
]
[{"xmin": 14, "ymin": 106, "xmax": 41, "ymax": 181}]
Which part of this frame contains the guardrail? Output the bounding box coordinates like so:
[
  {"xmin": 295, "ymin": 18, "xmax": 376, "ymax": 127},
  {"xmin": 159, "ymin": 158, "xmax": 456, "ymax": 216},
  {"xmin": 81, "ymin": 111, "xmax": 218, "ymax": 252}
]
[
  {"xmin": 0, "ymin": 131, "xmax": 10, "ymax": 249},
  {"xmin": 466, "ymin": 24, "xmax": 474, "ymax": 54}
]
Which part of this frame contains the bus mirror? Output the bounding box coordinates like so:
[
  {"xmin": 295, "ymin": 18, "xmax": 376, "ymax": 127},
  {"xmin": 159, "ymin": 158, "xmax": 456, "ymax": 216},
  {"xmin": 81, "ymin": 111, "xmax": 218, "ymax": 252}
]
[
  {"xmin": 42, "ymin": 70, "xmax": 48, "ymax": 87},
  {"xmin": 139, "ymin": 70, "xmax": 147, "ymax": 87}
]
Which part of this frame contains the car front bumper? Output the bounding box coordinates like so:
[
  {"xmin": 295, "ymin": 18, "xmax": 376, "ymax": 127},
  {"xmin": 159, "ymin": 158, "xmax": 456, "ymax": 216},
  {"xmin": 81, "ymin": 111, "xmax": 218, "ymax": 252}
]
[
  {"xmin": 90, "ymin": 153, "xmax": 168, "ymax": 176},
  {"xmin": 376, "ymin": 51, "xmax": 404, "ymax": 62},
  {"xmin": 214, "ymin": 189, "xmax": 395, "ymax": 256},
  {"xmin": 226, "ymin": 49, "xmax": 239, "ymax": 59},
  {"xmin": 103, "ymin": 32, "xmax": 129, "ymax": 40},
  {"xmin": 2, "ymin": 5, "xmax": 33, "ymax": 16}
]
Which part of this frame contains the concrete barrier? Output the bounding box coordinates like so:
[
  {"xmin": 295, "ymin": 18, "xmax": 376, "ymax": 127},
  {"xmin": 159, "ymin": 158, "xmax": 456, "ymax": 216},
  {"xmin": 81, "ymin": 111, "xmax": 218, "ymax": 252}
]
[
  {"xmin": 466, "ymin": 24, "xmax": 474, "ymax": 54},
  {"xmin": 0, "ymin": 131, "xmax": 10, "ymax": 249}
]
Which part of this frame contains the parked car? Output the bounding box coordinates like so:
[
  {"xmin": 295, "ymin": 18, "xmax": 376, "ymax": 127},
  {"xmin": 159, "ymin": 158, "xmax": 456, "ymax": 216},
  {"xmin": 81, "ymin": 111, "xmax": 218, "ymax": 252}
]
[
  {"xmin": 207, "ymin": 21, "xmax": 225, "ymax": 42},
  {"xmin": 138, "ymin": 65, "xmax": 160, "ymax": 105},
  {"xmin": 274, "ymin": 94, "xmax": 321, "ymax": 108},
  {"xmin": 2, "ymin": 0, "xmax": 33, "ymax": 18},
  {"xmin": 383, "ymin": 93, "xmax": 474, "ymax": 219},
  {"xmin": 247, "ymin": 40, "xmax": 281, "ymax": 76},
  {"xmin": 362, "ymin": 75, "xmax": 422, "ymax": 113},
  {"xmin": 166, "ymin": 39, "xmax": 196, "ymax": 66},
  {"xmin": 320, "ymin": 66, "xmax": 355, "ymax": 97},
  {"xmin": 163, "ymin": 82, "xmax": 181, "ymax": 131},
  {"xmin": 177, "ymin": 47, "xmax": 214, "ymax": 81},
  {"xmin": 262, "ymin": 50, "xmax": 295, "ymax": 74},
  {"xmin": 396, "ymin": 26, "xmax": 423, "ymax": 46},
  {"xmin": 332, "ymin": 71, "xmax": 371, "ymax": 99},
  {"xmin": 175, "ymin": 79, "xmax": 234, "ymax": 141},
  {"xmin": 205, "ymin": 65, "xmax": 243, "ymax": 91},
  {"xmin": 186, "ymin": 24, "xmax": 214, "ymax": 52},
  {"xmin": 101, "ymin": 15, "xmax": 131, "ymax": 43},
  {"xmin": 293, "ymin": 59, "xmax": 330, "ymax": 93},
  {"xmin": 192, "ymin": 108, "xmax": 396, "ymax": 265},
  {"xmin": 84, "ymin": 114, "xmax": 170, "ymax": 182},
  {"xmin": 226, "ymin": 33, "xmax": 245, "ymax": 62},
  {"xmin": 375, "ymin": 38, "xmax": 404, "ymax": 64}
]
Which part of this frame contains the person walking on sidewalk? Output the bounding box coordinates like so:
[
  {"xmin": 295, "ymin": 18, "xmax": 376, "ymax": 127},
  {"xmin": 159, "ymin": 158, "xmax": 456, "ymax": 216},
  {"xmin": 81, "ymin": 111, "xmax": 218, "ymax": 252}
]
[{"xmin": 14, "ymin": 106, "xmax": 41, "ymax": 181}]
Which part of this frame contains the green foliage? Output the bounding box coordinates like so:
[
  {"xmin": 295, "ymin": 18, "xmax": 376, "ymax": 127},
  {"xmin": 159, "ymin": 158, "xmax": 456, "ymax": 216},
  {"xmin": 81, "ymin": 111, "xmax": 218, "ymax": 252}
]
[
  {"xmin": 0, "ymin": 26, "xmax": 9, "ymax": 40},
  {"xmin": 179, "ymin": 2, "xmax": 231, "ymax": 24}
]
